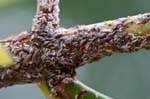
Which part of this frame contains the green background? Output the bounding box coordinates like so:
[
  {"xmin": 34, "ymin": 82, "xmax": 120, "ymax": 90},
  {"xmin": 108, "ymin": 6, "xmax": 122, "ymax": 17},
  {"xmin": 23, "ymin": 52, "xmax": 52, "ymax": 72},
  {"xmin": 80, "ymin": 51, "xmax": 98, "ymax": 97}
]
[{"xmin": 0, "ymin": 0, "xmax": 150, "ymax": 99}]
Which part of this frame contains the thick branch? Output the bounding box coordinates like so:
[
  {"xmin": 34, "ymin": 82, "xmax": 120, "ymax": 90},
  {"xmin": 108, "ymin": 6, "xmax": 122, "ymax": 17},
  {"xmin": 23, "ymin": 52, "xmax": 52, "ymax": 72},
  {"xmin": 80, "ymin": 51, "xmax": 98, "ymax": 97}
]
[
  {"xmin": 0, "ymin": 13, "xmax": 150, "ymax": 88},
  {"xmin": 32, "ymin": 0, "xmax": 60, "ymax": 32}
]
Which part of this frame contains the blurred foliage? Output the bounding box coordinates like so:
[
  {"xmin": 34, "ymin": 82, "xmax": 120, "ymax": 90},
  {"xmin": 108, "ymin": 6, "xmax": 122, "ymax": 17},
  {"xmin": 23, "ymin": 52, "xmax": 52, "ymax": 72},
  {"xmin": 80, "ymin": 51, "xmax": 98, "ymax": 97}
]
[
  {"xmin": 0, "ymin": 0, "xmax": 18, "ymax": 7},
  {"xmin": 0, "ymin": 0, "xmax": 150, "ymax": 99},
  {"xmin": 0, "ymin": 43, "xmax": 13, "ymax": 65}
]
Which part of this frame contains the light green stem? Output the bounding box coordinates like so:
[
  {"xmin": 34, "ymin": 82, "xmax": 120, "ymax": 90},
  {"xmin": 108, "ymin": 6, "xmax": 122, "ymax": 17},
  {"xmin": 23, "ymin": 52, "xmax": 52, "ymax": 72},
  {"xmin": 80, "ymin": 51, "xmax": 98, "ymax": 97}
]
[{"xmin": 37, "ymin": 81, "xmax": 60, "ymax": 99}]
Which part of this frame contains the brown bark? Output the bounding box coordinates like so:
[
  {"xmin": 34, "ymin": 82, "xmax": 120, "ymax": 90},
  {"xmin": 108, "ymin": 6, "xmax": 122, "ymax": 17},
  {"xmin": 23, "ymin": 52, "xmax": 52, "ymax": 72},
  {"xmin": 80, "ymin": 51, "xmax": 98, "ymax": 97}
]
[
  {"xmin": 0, "ymin": 0, "xmax": 150, "ymax": 89},
  {"xmin": 32, "ymin": 0, "xmax": 60, "ymax": 32}
]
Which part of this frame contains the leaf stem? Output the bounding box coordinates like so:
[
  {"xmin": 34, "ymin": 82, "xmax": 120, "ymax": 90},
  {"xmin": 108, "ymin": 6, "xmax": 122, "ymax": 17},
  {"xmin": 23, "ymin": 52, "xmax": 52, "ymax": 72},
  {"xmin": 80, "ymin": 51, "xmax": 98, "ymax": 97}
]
[
  {"xmin": 38, "ymin": 80, "xmax": 112, "ymax": 99},
  {"xmin": 37, "ymin": 81, "xmax": 60, "ymax": 99}
]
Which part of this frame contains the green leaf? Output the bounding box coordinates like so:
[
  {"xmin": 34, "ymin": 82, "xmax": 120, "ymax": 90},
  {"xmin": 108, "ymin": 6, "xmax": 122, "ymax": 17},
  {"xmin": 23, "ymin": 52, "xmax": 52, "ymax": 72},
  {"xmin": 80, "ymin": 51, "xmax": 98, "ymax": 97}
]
[{"xmin": 65, "ymin": 81, "xmax": 112, "ymax": 99}]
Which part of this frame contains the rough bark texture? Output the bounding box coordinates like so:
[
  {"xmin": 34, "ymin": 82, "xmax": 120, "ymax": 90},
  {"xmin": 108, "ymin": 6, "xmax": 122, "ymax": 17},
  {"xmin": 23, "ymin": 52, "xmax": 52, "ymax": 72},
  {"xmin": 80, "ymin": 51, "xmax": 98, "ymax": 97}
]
[
  {"xmin": 32, "ymin": 0, "xmax": 60, "ymax": 32},
  {"xmin": 1, "ymin": 13, "xmax": 150, "ymax": 88},
  {"xmin": 0, "ymin": 0, "xmax": 150, "ymax": 92}
]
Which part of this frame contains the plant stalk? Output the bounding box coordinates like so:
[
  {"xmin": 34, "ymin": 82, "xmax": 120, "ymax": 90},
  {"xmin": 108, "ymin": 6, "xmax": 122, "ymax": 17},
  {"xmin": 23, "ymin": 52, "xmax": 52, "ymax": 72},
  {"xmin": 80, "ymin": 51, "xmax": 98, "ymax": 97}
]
[{"xmin": 38, "ymin": 80, "xmax": 112, "ymax": 99}]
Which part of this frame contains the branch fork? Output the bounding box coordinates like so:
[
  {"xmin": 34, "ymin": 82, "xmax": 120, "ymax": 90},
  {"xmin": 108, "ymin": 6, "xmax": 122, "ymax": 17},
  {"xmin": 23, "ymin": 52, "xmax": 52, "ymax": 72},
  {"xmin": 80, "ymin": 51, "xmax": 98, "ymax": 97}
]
[{"xmin": 0, "ymin": 0, "xmax": 150, "ymax": 99}]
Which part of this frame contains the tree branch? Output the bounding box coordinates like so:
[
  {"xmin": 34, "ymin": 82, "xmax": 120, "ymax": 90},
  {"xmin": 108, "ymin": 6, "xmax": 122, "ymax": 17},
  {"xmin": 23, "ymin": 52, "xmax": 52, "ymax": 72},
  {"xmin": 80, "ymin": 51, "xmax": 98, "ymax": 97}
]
[
  {"xmin": 32, "ymin": 0, "xmax": 60, "ymax": 32},
  {"xmin": 0, "ymin": 13, "xmax": 150, "ymax": 88}
]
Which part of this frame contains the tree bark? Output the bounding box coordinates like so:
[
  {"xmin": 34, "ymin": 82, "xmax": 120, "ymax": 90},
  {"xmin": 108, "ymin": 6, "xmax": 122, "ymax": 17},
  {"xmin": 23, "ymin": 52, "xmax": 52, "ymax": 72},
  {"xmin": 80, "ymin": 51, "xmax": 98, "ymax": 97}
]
[
  {"xmin": 0, "ymin": 0, "xmax": 150, "ymax": 90},
  {"xmin": 1, "ymin": 13, "xmax": 150, "ymax": 88},
  {"xmin": 32, "ymin": 0, "xmax": 60, "ymax": 32}
]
